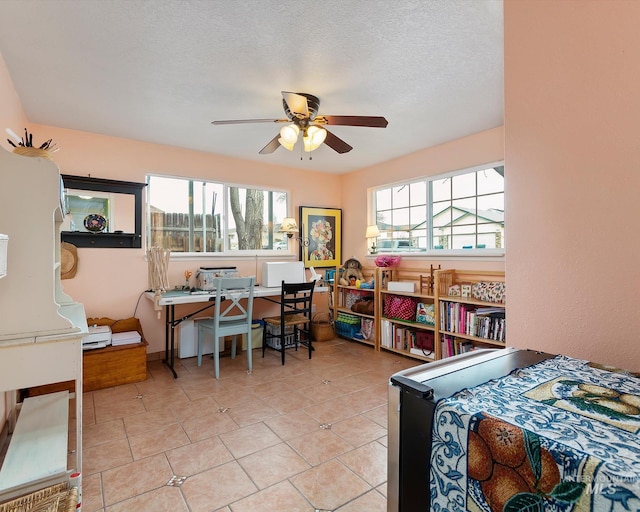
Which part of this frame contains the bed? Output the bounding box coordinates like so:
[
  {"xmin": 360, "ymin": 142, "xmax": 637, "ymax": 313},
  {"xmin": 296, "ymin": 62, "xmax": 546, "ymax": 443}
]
[{"xmin": 387, "ymin": 348, "xmax": 640, "ymax": 512}]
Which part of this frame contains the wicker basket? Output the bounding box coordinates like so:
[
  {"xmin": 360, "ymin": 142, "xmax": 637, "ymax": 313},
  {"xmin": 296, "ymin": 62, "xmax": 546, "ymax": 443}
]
[
  {"xmin": 311, "ymin": 312, "xmax": 334, "ymax": 342},
  {"xmin": 12, "ymin": 147, "xmax": 53, "ymax": 160},
  {"xmin": 0, "ymin": 482, "xmax": 78, "ymax": 512}
]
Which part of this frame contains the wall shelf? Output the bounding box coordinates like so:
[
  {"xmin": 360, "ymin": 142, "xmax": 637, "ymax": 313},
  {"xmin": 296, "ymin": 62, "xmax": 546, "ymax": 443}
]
[
  {"xmin": 61, "ymin": 231, "xmax": 141, "ymax": 248},
  {"xmin": 60, "ymin": 174, "xmax": 146, "ymax": 248}
]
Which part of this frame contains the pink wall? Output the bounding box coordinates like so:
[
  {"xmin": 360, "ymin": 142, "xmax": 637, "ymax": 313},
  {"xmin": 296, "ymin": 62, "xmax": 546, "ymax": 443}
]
[
  {"xmin": 1, "ymin": 38, "xmax": 506, "ymax": 359},
  {"xmin": 23, "ymin": 124, "xmax": 342, "ymax": 355},
  {"xmin": 7, "ymin": 1, "xmax": 637, "ymax": 372},
  {"xmin": 340, "ymin": 127, "xmax": 505, "ymax": 272},
  {"xmin": 505, "ymin": 0, "xmax": 640, "ymax": 370},
  {"xmin": 34, "ymin": 124, "xmax": 505, "ymax": 357}
]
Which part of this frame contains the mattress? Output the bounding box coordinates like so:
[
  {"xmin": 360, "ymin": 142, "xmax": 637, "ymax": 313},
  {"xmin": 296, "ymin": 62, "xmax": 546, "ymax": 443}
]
[{"xmin": 388, "ymin": 348, "xmax": 640, "ymax": 512}]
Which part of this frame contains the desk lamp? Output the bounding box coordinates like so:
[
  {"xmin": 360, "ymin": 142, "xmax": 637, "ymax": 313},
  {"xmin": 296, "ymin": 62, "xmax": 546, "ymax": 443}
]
[{"xmin": 366, "ymin": 225, "xmax": 380, "ymax": 254}]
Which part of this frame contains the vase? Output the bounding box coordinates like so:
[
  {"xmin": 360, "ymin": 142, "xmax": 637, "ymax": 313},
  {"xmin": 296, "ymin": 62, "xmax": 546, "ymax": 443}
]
[{"xmin": 12, "ymin": 146, "xmax": 54, "ymax": 160}]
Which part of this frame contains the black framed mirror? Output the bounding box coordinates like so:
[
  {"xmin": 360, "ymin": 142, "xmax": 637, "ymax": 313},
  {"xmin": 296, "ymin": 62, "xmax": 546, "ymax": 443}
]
[{"xmin": 60, "ymin": 174, "xmax": 146, "ymax": 248}]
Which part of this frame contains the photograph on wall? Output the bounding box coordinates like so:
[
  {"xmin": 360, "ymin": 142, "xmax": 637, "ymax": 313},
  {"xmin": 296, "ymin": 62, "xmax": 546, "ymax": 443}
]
[{"xmin": 299, "ymin": 206, "xmax": 342, "ymax": 268}]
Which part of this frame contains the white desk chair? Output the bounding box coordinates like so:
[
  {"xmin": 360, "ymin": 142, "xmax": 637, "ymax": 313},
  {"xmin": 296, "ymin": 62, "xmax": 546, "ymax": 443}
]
[{"xmin": 197, "ymin": 276, "xmax": 255, "ymax": 378}]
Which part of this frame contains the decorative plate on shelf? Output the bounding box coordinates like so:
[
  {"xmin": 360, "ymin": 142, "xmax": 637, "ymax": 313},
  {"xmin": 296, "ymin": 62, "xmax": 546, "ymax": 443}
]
[{"xmin": 84, "ymin": 213, "xmax": 107, "ymax": 232}]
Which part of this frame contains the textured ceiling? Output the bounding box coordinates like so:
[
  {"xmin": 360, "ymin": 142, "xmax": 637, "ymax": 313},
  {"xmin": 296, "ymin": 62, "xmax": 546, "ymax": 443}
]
[{"xmin": 0, "ymin": 0, "xmax": 503, "ymax": 174}]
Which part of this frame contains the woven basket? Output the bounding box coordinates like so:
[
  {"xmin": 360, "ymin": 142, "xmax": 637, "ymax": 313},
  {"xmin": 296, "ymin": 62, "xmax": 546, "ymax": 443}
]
[
  {"xmin": 0, "ymin": 482, "xmax": 78, "ymax": 512},
  {"xmin": 12, "ymin": 147, "xmax": 53, "ymax": 160},
  {"xmin": 311, "ymin": 313, "xmax": 334, "ymax": 342}
]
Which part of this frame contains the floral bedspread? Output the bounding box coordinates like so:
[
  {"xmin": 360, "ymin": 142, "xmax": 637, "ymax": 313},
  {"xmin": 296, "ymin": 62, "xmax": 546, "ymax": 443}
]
[{"xmin": 430, "ymin": 355, "xmax": 640, "ymax": 512}]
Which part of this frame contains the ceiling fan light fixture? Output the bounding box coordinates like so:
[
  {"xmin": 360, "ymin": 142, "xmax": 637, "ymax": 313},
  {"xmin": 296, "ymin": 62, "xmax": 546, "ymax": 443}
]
[
  {"xmin": 278, "ymin": 138, "xmax": 295, "ymax": 151},
  {"xmin": 303, "ymin": 126, "xmax": 327, "ymax": 152},
  {"xmin": 212, "ymin": 91, "xmax": 387, "ymax": 156},
  {"xmin": 280, "ymin": 124, "xmax": 299, "ymax": 143}
]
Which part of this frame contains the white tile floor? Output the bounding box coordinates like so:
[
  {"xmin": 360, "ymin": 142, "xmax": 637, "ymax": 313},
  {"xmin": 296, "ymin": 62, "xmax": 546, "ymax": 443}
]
[{"xmin": 81, "ymin": 338, "xmax": 418, "ymax": 511}]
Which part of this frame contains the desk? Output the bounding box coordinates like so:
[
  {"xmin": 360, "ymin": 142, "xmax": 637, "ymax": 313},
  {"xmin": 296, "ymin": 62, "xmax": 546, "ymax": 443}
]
[{"xmin": 146, "ymin": 286, "xmax": 327, "ymax": 378}]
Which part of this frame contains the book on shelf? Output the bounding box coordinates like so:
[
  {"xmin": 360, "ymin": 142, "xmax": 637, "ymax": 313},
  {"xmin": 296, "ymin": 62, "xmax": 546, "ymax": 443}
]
[
  {"xmin": 440, "ymin": 301, "xmax": 506, "ymax": 342},
  {"xmin": 416, "ymin": 302, "xmax": 435, "ymax": 325},
  {"xmin": 441, "ymin": 335, "xmax": 476, "ymax": 358},
  {"xmin": 381, "ymin": 323, "xmax": 428, "ymax": 352},
  {"xmin": 475, "ymin": 307, "xmax": 504, "ymax": 315},
  {"xmin": 381, "ymin": 319, "xmax": 392, "ymax": 348},
  {"xmin": 394, "ymin": 327, "xmax": 404, "ymax": 350}
]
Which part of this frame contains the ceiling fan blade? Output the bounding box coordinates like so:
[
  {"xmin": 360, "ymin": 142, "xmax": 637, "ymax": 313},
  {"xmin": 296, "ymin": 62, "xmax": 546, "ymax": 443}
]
[
  {"xmin": 319, "ymin": 115, "xmax": 388, "ymax": 128},
  {"xmin": 323, "ymin": 128, "xmax": 353, "ymax": 154},
  {"xmin": 281, "ymin": 91, "xmax": 309, "ymax": 118},
  {"xmin": 259, "ymin": 134, "xmax": 281, "ymax": 154},
  {"xmin": 212, "ymin": 118, "xmax": 286, "ymax": 125}
]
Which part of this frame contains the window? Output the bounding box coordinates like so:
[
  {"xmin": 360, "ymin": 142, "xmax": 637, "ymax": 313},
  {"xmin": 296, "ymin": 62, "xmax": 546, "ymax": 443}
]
[
  {"xmin": 373, "ymin": 163, "xmax": 504, "ymax": 253},
  {"xmin": 146, "ymin": 175, "xmax": 290, "ymax": 253}
]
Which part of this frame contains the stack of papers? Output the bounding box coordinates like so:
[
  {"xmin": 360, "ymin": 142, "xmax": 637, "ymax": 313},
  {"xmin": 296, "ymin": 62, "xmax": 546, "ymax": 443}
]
[{"xmin": 111, "ymin": 331, "xmax": 141, "ymax": 346}]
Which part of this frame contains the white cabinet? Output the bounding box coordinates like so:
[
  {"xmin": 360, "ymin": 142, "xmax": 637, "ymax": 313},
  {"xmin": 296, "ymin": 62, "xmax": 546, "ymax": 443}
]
[
  {"xmin": 0, "ymin": 147, "xmax": 84, "ymax": 501},
  {"xmin": 0, "ymin": 234, "xmax": 7, "ymax": 279}
]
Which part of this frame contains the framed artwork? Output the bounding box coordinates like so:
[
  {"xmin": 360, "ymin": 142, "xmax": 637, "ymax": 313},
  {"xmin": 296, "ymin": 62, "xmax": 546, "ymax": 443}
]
[{"xmin": 299, "ymin": 206, "xmax": 342, "ymax": 268}]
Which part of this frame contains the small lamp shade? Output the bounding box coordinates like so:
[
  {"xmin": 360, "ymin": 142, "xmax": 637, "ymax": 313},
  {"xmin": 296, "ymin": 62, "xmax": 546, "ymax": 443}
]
[
  {"xmin": 365, "ymin": 225, "xmax": 380, "ymax": 239},
  {"xmin": 366, "ymin": 225, "xmax": 380, "ymax": 254},
  {"xmin": 280, "ymin": 217, "xmax": 299, "ymax": 234},
  {"xmin": 279, "ymin": 124, "xmax": 300, "ymax": 151},
  {"xmin": 303, "ymin": 126, "xmax": 327, "ymax": 152}
]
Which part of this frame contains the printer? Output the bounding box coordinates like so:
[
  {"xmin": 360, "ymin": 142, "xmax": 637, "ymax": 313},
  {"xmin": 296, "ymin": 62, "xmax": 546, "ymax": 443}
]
[
  {"xmin": 262, "ymin": 261, "xmax": 305, "ymax": 287},
  {"xmin": 82, "ymin": 325, "xmax": 112, "ymax": 350}
]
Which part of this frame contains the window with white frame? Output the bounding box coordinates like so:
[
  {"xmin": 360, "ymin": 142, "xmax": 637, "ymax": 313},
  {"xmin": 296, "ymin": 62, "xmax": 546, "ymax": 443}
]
[
  {"xmin": 146, "ymin": 174, "xmax": 290, "ymax": 253},
  {"xmin": 373, "ymin": 163, "xmax": 504, "ymax": 253}
]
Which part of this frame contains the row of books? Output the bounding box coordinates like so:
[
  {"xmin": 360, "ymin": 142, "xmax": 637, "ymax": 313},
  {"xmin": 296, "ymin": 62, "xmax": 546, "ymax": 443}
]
[
  {"xmin": 439, "ymin": 302, "xmax": 506, "ymax": 342},
  {"xmin": 441, "ymin": 335, "xmax": 476, "ymax": 358},
  {"xmin": 380, "ymin": 320, "xmax": 435, "ymax": 357}
]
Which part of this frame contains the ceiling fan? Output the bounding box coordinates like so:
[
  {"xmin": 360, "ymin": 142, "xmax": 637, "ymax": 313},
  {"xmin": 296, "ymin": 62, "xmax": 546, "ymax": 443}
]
[{"xmin": 212, "ymin": 91, "xmax": 388, "ymax": 155}]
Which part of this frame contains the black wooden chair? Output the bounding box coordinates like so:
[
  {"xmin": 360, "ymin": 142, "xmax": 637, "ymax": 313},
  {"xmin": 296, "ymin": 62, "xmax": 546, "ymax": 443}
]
[{"xmin": 262, "ymin": 281, "xmax": 316, "ymax": 365}]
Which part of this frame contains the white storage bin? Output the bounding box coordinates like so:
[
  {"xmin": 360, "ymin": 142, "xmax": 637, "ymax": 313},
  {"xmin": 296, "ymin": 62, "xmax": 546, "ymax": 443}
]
[
  {"xmin": 387, "ymin": 281, "xmax": 416, "ymax": 293},
  {"xmin": 265, "ymin": 323, "xmax": 297, "ymax": 350},
  {"xmin": 243, "ymin": 321, "xmax": 264, "ymax": 351},
  {"xmin": 180, "ymin": 318, "xmax": 226, "ymax": 358}
]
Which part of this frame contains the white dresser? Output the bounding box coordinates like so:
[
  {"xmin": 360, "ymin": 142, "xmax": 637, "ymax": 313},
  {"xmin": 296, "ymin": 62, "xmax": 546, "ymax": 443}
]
[{"xmin": 0, "ymin": 146, "xmax": 85, "ymax": 501}]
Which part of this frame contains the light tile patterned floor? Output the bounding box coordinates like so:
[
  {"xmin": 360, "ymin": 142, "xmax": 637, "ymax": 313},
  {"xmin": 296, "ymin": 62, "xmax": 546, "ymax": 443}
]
[{"xmin": 81, "ymin": 338, "xmax": 418, "ymax": 511}]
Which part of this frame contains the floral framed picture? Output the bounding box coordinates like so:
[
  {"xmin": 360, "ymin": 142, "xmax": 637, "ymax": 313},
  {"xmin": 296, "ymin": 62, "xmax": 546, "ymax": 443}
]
[{"xmin": 299, "ymin": 206, "xmax": 342, "ymax": 268}]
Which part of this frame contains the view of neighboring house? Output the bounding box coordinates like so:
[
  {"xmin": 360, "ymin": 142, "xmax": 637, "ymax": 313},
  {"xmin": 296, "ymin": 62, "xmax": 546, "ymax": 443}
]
[{"xmin": 376, "ymin": 207, "xmax": 504, "ymax": 250}]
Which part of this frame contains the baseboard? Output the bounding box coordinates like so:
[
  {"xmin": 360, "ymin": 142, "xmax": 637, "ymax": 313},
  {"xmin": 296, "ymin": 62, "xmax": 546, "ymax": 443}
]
[{"xmin": 146, "ymin": 350, "xmax": 167, "ymax": 362}]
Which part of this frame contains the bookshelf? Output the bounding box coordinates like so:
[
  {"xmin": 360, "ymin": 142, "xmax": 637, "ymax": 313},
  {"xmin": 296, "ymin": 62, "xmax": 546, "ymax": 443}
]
[
  {"xmin": 434, "ymin": 269, "xmax": 506, "ymax": 359},
  {"xmin": 330, "ymin": 263, "xmax": 506, "ymax": 363},
  {"xmin": 378, "ymin": 266, "xmax": 440, "ymax": 362},
  {"xmin": 331, "ymin": 265, "xmax": 378, "ymax": 347}
]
